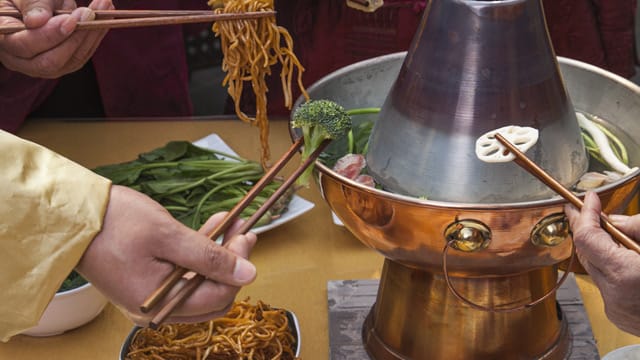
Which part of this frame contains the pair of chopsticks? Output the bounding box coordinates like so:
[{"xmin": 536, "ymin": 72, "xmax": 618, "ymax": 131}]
[
  {"xmin": 141, "ymin": 137, "xmax": 330, "ymax": 328},
  {"xmin": 0, "ymin": 9, "xmax": 275, "ymax": 35},
  {"xmin": 495, "ymin": 133, "xmax": 640, "ymax": 254}
]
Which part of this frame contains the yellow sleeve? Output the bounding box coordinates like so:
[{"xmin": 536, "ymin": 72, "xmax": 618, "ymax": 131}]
[{"xmin": 0, "ymin": 130, "xmax": 111, "ymax": 341}]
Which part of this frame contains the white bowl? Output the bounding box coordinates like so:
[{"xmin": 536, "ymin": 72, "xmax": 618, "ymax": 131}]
[
  {"xmin": 603, "ymin": 345, "xmax": 640, "ymax": 360},
  {"xmin": 21, "ymin": 282, "xmax": 108, "ymax": 337}
]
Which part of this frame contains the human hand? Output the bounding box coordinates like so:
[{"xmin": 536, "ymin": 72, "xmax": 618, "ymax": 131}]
[
  {"xmin": 76, "ymin": 185, "xmax": 258, "ymax": 325},
  {"xmin": 0, "ymin": 0, "xmax": 114, "ymax": 78},
  {"xmin": 564, "ymin": 191, "xmax": 640, "ymax": 336}
]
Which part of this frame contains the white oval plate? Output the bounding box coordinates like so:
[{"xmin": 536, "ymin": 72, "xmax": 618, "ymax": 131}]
[
  {"xmin": 193, "ymin": 134, "xmax": 315, "ymax": 235},
  {"xmin": 602, "ymin": 345, "xmax": 640, "ymax": 360}
]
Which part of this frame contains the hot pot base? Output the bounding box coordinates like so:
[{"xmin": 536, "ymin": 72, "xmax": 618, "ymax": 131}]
[{"xmin": 328, "ymin": 267, "xmax": 599, "ymax": 359}]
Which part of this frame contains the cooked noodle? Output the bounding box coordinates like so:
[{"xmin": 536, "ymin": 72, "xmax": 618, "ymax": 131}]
[
  {"xmin": 125, "ymin": 300, "xmax": 298, "ymax": 360},
  {"xmin": 210, "ymin": 0, "xmax": 309, "ymax": 168}
]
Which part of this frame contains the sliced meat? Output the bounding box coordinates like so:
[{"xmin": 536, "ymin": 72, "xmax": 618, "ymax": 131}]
[
  {"xmin": 333, "ymin": 153, "xmax": 367, "ymax": 179},
  {"xmin": 575, "ymin": 172, "xmax": 608, "ymax": 191},
  {"xmin": 354, "ymin": 174, "xmax": 376, "ymax": 188}
]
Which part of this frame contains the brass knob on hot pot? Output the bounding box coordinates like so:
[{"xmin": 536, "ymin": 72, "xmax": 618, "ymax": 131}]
[
  {"xmin": 444, "ymin": 220, "xmax": 491, "ymax": 252},
  {"xmin": 531, "ymin": 213, "xmax": 571, "ymax": 247}
]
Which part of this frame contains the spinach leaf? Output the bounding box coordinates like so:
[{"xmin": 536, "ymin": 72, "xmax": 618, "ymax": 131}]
[{"xmin": 93, "ymin": 141, "xmax": 292, "ymax": 230}]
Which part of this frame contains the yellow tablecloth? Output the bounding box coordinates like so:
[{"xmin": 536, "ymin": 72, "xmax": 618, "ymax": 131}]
[{"xmin": 0, "ymin": 118, "xmax": 637, "ymax": 359}]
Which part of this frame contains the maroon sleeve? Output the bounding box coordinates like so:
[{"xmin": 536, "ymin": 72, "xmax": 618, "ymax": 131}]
[
  {"xmin": 0, "ymin": 66, "xmax": 57, "ymax": 133},
  {"xmin": 91, "ymin": 27, "xmax": 193, "ymax": 118},
  {"xmin": 542, "ymin": 0, "xmax": 607, "ymax": 70},
  {"xmin": 91, "ymin": 0, "xmax": 193, "ymax": 117},
  {"xmin": 592, "ymin": 0, "xmax": 637, "ymax": 78},
  {"xmin": 543, "ymin": 0, "xmax": 637, "ymax": 78}
]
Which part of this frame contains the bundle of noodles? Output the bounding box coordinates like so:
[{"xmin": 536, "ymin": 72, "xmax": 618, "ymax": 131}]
[
  {"xmin": 210, "ymin": 0, "xmax": 309, "ymax": 168},
  {"xmin": 126, "ymin": 300, "xmax": 298, "ymax": 360}
]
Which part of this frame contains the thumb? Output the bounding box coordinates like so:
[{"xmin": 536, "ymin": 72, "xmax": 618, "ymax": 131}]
[
  {"xmin": 188, "ymin": 212, "xmax": 257, "ymax": 285},
  {"xmin": 581, "ymin": 191, "xmax": 603, "ymax": 222},
  {"xmin": 159, "ymin": 229, "xmax": 257, "ymax": 287},
  {"xmin": 18, "ymin": 0, "xmax": 58, "ymax": 28},
  {"xmin": 609, "ymin": 213, "xmax": 640, "ymax": 240},
  {"xmin": 199, "ymin": 237, "xmax": 257, "ymax": 285},
  {"xmin": 571, "ymin": 192, "xmax": 625, "ymax": 271}
]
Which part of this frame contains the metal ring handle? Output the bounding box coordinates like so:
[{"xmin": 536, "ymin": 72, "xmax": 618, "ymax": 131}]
[{"xmin": 441, "ymin": 239, "xmax": 576, "ymax": 313}]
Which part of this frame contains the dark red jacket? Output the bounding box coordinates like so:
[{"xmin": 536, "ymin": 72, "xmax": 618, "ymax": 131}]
[
  {"xmin": 544, "ymin": 0, "xmax": 637, "ymax": 78},
  {"xmin": 0, "ymin": 0, "xmax": 206, "ymax": 132},
  {"xmin": 1, "ymin": 0, "xmax": 637, "ymax": 132},
  {"xmin": 259, "ymin": 0, "xmax": 637, "ymax": 116}
]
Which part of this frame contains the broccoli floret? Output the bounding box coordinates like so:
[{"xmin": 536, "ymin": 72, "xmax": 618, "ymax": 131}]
[{"xmin": 291, "ymin": 99, "xmax": 352, "ymax": 186}]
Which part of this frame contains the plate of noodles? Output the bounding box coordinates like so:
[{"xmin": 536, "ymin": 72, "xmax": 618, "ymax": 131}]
[
  {"xmin": 119, "ymin": 299, "xmax": 301, "ymax": 360},
  {"xmin": 193, "ymin": 133, "xmax": 314, "ymax": 235}
]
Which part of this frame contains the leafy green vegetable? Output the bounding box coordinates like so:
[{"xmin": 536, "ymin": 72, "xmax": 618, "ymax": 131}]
[
  {"xmin": 318, "ymin": 107, "xmax": 379, "ymax": 168},
  {"xmin": 58, "ymin": 270, "xmax": 87, "ymax": 293},
  {"xmin": 93, "ymin": 141, "xmax": 291, "ymax": 229}
]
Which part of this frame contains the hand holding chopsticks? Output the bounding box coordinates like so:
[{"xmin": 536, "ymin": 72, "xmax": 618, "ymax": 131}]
[
  {"xmin": 0, "ymin": 9, "xmax": 275, "ymax": 34},
  {"xmin": 140, "ymin": 137, "xmax": 303, "ymax": 314},
  {"xmin": 493, "ymin": 133, "xmax": 640, "ymax": 254},
  {"xmin": 142, "ymin": 137, "xmax": 332, "ymax": 328},
  {"xmin": 0, "ymin": 3, "xmax": 274, "ymax": 81}
]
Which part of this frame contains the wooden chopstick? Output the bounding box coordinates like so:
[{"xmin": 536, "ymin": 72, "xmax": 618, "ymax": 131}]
[
  {"xmin": 0, "ymin": 10, "xmax": 275, "ymax": 35},
  {"xmin": 148, "ymin": 138, "xmax": 332, "ymax": 329},
  {"xmin": 140, "ymin": 137, "xmax": 304, "ymax": 314},
  {"xmin": 0, "ymin": 9, "xmax": 222, "ymax": 19},
  {"xmin": 495, "ymin": 133, "xmax": 640, "ymax": 254}
]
